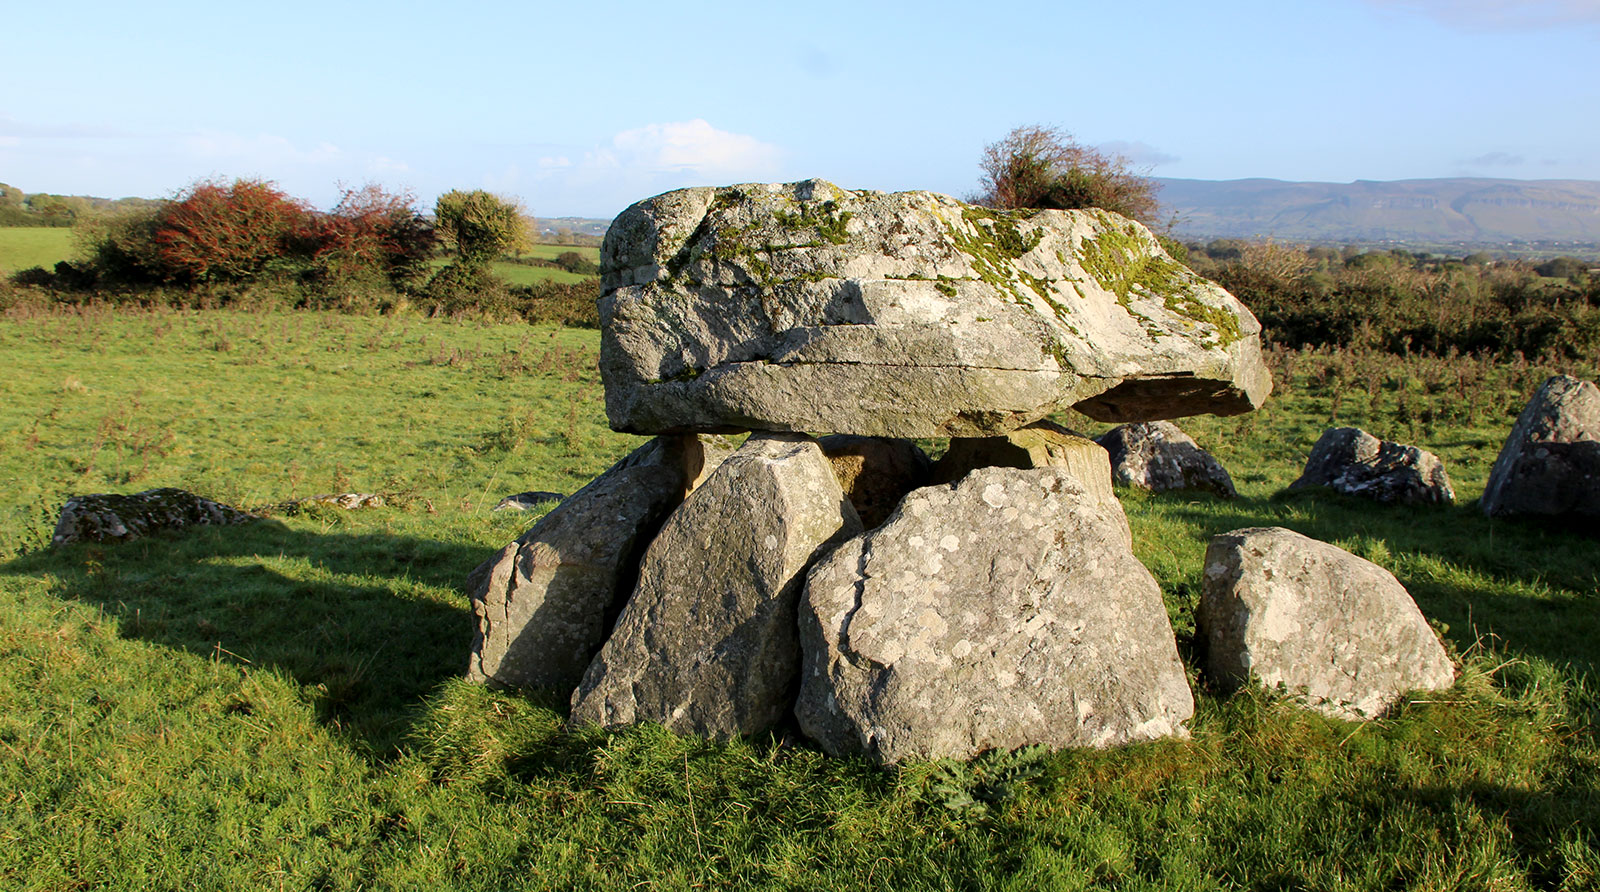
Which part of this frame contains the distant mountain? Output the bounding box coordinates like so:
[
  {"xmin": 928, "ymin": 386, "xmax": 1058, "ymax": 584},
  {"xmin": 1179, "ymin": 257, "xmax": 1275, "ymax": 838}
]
[{"xmin": 1155, "ymin": 177, "xmax": 1600, "ymax": 250}]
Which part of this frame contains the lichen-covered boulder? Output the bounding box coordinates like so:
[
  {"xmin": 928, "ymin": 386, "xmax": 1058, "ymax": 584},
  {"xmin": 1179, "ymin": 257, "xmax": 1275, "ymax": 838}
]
[
  {"xmin": 1289, "ymin": 427, "xmax": 1455, "ymax": 505},
  {"xmin": 795, "ymin": 467, "xmax": 1193, "ymax": 764},
  {"xmin": 1198, "ymin": 527, "xmax": 1455, "ymax": 721},
  {"xmin": 466, "ymin": 434, "xmax": 733, "ymax": 691},
  {"xmin": 816, "ymin": 435, "xmax": 931, "ymax": 529},
  {"xmin": 1095, "ymin": 420, "xmax": 1237, "ymax": 499},
  {"xmin": 931, "ymin": 420, "xmax": 1121, "ymax": 534},
  {"xmin": 52, "ymin": 488, "xmax": 257, "ymax": 546},
  {"xmin": 569, "ymin": 433, "xmax": 861, "ymax": 740},
  {"xmin": 600, "ymin": 179, "xmax": 1271, "ymax": 437},
  {"xmin": 1481, "ymin": 375, "xmax": 1600, "ymax": 519}
]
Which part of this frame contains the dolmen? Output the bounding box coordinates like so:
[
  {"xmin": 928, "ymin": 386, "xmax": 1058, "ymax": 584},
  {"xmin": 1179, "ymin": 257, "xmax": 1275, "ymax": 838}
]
[
  {"xmin": 1482, "ymin": 375, "xmax": 1600, "ymax": 520},
  {"xmin": 469, "ymin": 179, "xmax": 1275, "ymax": 763}
]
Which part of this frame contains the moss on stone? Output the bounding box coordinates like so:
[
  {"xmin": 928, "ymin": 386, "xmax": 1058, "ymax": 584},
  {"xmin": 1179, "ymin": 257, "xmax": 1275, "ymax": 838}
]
[{"xmin": 1075, "ymin": 211, "xmax": 1241, "ymax": 347}]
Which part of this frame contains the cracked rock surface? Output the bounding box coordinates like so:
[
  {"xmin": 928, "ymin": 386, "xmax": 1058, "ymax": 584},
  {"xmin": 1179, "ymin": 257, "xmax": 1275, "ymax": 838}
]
[
  {"xmin": 1290, "ymin": 427, "xmax": 1454, "ymax": 505},
  {"xmin": 794, "ymin": 466, "xmax": 1193, "ymax": 764},
  {"xmin": 599, "ymin": 179, "xmax": 1271, "ymax": 437},
  {"xmin": 569, "ymin": 433, "xmax": 861, "ymax": 740},
  {"xmin": 466, "ymin": 435, "xmax": 733, "ymax": 691}
]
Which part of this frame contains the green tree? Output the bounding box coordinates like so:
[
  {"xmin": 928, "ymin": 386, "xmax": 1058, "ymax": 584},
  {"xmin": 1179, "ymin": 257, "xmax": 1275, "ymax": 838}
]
[
  {"xmin": 433, "ymin": 190, "xmax": 530, "ymax": 264},
  {"xmin": 975, "ymin": 125, "xmax": 1160, "ymax": 226}
]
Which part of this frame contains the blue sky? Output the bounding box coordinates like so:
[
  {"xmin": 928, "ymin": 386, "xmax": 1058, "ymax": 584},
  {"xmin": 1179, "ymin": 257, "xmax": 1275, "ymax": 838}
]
[{"xmin": 4, "ymin": 0, "xmax": 1597, "ymax": 219}]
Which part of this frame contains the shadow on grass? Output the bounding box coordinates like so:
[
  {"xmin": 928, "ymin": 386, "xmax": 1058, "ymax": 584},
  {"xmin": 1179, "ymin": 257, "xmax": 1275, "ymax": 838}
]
[
  {"xmin": 1140, "ymin": 487, "xmax": 1600, "ymax": 679},
  {"xmin": 1, "ymin": 515, "xmax": 495, "ymax": 758}
]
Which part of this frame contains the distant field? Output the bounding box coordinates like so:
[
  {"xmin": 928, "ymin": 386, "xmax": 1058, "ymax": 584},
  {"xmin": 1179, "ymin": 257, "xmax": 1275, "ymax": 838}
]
[
  {"xmin": 0, "ymin": 227, "xmax": 74, "ymax": 274},
  {"xmin": 520, "ymin": 243, "xmax": 600, "ymax": 263}
]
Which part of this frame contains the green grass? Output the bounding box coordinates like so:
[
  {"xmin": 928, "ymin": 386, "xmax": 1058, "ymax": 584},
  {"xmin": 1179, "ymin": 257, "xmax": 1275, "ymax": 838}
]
[
  {"xmin": 519, "ymin": 243, "xmax": 601, "ymax": 264},
  {"xmin": 425, "ymin": 256, "xmax": 598, "ymax": 286},
  {"xmin": 0, "ymin": 226, "xmax": 75, "ymax": 274},
  {"xmin": 0, "ymin": 307, "xmax": 1596, "ymax": 890}
]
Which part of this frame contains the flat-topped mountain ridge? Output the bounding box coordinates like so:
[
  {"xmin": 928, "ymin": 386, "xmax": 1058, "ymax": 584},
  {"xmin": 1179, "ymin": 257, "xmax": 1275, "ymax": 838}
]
[{"xmin": 1157, "ymin": 176, "xmax": 1600, "ymax": 245}]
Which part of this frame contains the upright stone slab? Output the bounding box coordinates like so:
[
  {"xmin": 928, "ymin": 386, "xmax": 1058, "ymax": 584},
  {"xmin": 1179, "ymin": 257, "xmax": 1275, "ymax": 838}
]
[
  {"xmin": 1198, "ymin": 527, "xmax": 1455, "ymax": 721},
  {"xmin": 600, "ymin": 179, "xmax": 1271, "ymax": 437},
  {"xmin": 52, "ymin": 488, "xmax": 257, "ymax": 546},
  {"xmin": 1481, "ymin": 375, "xmax": 1600, "ymax": 518},
  {"xmin": 570, "ymin": 433, "xmax": 861, "ymax": 740},
  {"xmin": 817, "ymin": 435, "xmax": 932, "ymax": 529},
  {"xmin": 466, "ymin": 435, "xmax": 731, "ymax": 691},
  {"xmin": 1095, "ymin": 420, "xmax": 1237, "ymax": 499},
  {"xmin": 796, "ymin": 467, "xmax": 1193, "ymax": 764},
  {"xmin": 1289, "ymin": 427, "xmax": 1455, "ymax": 505},
  {"xmin": 932, "ymin": 421, "xmax": 1122, "ymax": 538}
]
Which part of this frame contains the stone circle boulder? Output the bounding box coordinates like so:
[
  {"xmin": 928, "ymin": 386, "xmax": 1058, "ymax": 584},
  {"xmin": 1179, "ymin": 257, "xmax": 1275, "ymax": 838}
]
[
  {"xmin": 1095, "ymin": 420, "xmax": 1237, "ymax": 499},
  {"xmin": 1481, "ymin": 375, "xmax": 1600, "ymax": 519},
  {"xmin": 1289, "ymin": 427, "xmax": 1455, "ymax": 505},
  {"xmin": 1197, "ymin": 527, "xmax": 1455, "ymax": 721},
  {"xmin": 816, "ymin": 435, "xmax": 932, "ymax": 529},
  {"xmin": 52, "ymin": 488, "xmax": 257, "ymax": 546},
  {"xmin": 466, "ymin": 434, "xmax": 732, "ymax": 691},
  {"xmin": 795, "ymin": 466, "xmax": 1193, "ymax": 764},
  {"xmin": 600, "ymin": 179, "xmax": 1271, "ymax": 437},
  {"xmin": 569, "ymin": 433, "xmax": 861, "ymax": 740}
]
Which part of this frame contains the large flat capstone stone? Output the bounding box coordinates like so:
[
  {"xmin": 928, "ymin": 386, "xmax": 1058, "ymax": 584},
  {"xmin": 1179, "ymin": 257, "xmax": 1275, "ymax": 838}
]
[
  {"xmin": 795, "ymin": 467, "xmax": 1194, "ymax": 764},
  {"xmin": 600, "ymin": 179, "xmax": 1271, "ymax": 438},
  {"xmin": 569, "ymin": 433, "xmax": 861, "ymax": 740}
]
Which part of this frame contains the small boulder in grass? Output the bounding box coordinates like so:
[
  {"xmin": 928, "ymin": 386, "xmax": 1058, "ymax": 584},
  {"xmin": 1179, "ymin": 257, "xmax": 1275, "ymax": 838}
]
[
  {"xmin": 1197, "ymin": 526, "xmax": 1455, "ymax": 721},
  {"xmin": 1290, "ymin": 427, "xmax": 1455, "ymax": 505},
  {"xmin": 1094, "ymin": 420, "xmax": 1237, "ymax": 499},
  {"xmin": 52, "ymin": 488, "xmax": 258, "ymax": 546},
  {"xmin": 492, "ymin": 491, "xmax": 566, "ymax": 512}
]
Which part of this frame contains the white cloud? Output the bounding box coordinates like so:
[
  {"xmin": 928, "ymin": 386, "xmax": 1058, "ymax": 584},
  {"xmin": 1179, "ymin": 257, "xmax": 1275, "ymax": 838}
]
[
  {"xmin": 1362, "ymin": 0, "xmax": 1600, "ymax": 30},
  {"xmin": 515, "ymin": 120, "xmax": 785, "ymax": 217},
  {"xmin": 590, "ymin": 119, "xmax": 782, "ymax": 180},
  {"xmin": 1097, "ymin": 140, "xmax": 1180, "ymax": 167}
]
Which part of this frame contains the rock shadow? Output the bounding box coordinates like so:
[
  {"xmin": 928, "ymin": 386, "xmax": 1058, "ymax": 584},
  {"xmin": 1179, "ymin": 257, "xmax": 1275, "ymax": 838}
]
[{"xmin": 1, "ymin": 517, "xmax": 495, "ymax": 758}]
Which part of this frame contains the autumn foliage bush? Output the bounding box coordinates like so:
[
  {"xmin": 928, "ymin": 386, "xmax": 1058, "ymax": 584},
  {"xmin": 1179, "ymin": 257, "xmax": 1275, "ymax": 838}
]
[{"xmin": 71, "ymin": 178, "xmax": 434, "ymax": 294}]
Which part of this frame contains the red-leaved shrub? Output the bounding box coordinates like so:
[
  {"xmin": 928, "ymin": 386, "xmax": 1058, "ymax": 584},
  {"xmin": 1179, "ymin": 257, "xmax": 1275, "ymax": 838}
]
[{"xmin": 152, "ymin": 179, "xmax": 310, "ymax": 284}]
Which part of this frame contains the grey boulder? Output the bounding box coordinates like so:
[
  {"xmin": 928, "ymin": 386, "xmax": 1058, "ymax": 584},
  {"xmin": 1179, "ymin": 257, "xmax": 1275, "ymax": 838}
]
[
  {"xmin": 52, "ymin": 488, "xmax": 257, "ymax": 546},
  {"xmin": 569, "ymin": 433, "xmax": 861, "ymax": 740},
  {"xmin": 466, "ymin": 434, "xmax": 732, "ymax": 691},
  {"xmin": 1290, "ymin": 427, "xmax": 1455, "ymax": 505},
  {"xmin": 1095, "ymin": 420, "xmax": 1237, "ymax": 499},
  {"xmin": 1481, "ymin": 375, "xmax": 1600, "ymax": 519},
  {"xmin": 1198, "ymin": 527, "xmax": 1455, "ymax": 721},
  {"xmin": 795, "ymin": 467, "xmax": 1193, "ymax": 764},
  {"xmin": 600, "ymin": 179, "xmax": 1271, "ymax": 437}
]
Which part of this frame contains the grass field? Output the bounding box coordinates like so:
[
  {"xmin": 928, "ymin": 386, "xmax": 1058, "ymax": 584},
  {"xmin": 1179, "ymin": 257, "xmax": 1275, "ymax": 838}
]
[
  {"xmin": 0, "ymin": 307, "xmax": 1596, "ymax": 890},
  {"xmin": 0, "ymin": 226, "xmax": 75, "ymax": 274}
]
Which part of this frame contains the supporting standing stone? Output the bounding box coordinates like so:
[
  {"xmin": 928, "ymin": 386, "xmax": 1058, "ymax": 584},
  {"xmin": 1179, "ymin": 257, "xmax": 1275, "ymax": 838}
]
[
  {"xmin": 570, "ymin": 433, "xmax": 861, "ymax": 740},
  {"xmin": 931, "ymin": 420, "xmax": 1120, "ymax": 526},
  {"xmin": 1198, "ymin": 527, "xmax": 1455, "ymax": 721},
  {"xmin": 816, "ymin": 435, "xmax": 932, "ymax": 529},
  {"xmin": 1290, "ymin": 427, "xmax": 1455, "ymax": 505},
  {"xmin": 1095, "ymin": 420, "xmax": 1237, "ymax": 499},
  {"xmin": 1481, "ymin": 375, "xmax": 1600, "ymax": 519},
  {"xmin": 466, "ymin": 435, "xmax": 731, "ymax": 691},
  {"xmin": 796, "ymin": 467, "xmax": 1193, "ymax": 764}
]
